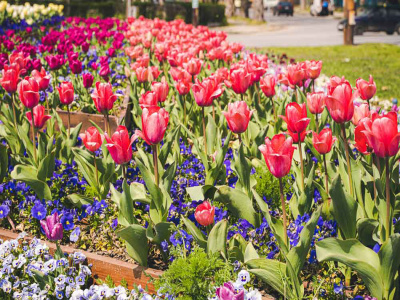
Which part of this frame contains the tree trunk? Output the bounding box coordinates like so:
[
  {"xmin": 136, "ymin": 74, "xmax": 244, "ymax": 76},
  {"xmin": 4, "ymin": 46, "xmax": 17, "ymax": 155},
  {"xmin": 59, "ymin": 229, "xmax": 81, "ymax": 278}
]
[
  {"xmin": 343, "ymin": 0, "xmax": 355, "ymax": 45},
  {"xmin": 239, "ymin": 0, "xmax": 249, "ymax": 17},
  {"xmin": 225, "ymin": 0, "xmax": 235, "ymax": 17},
  {"xmin": 252, "ymin": 0, "xmax": 264, "ymax": 21}
]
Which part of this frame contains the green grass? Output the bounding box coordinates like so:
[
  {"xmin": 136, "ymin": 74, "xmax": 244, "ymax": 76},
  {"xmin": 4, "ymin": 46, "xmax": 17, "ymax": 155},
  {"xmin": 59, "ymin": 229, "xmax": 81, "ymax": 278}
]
[{"xmin": 262, "ymin": 44, "xmax": 400, "ymax": 100}]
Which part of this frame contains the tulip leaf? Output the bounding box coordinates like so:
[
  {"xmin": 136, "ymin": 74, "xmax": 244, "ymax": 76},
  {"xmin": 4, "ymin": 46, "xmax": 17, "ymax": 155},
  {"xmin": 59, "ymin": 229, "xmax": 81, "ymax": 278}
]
[
  {"xmin": 159, "ymin": 125, "xmax": 180, "ymax": 166},
  {"xmin": 357, "ymin": 218, "xmax": 379, "ymax": 247},
  {"xmin": 206, "ymin": 112, "xmax": 217, "ymax": 155},
  {"xmin": 378, "ymin": 233, "xmax": 400, "ymax": 299},
  {"xmin": 297, "ymin": 164, "xmax": 316, "ymax": 215},
  {"xmin": 67, "ymin": 193, "xmax": 94, "ymax": 208},
  {"xmin": 117, "ymin": 224, "xmax": 149, "ymax": 267},
  {"xmin": 244, "ymin": 243, "xmax": 260, "ymax": 263},
  {"xmin": 146, "ymin": 222, "xmax": 173, "ymax": 245},
  {"xmin": 162, "ymin": 159, "xmax": 177, "ymax": 193},
  {"xmin": 37, "ymin": 149, "xmax": 56, "ymax": 182},
  {"xmin": 11, "ymin": 165, "xmax": 52, "ymax": 200},
  {"xmin": 329, "ymin": 175, "xmax": 359, "ymax": 239},
  {"xmin": 316, "ymin": 238, "xmax": 383, "ymax": 299},
  {"xmin": 233, "ymin": 143, "xmax": 252, "ymax": 198},
  {"xmin": 186, "ymin": 185, "xmax": 205, "ymax": 201},
  {"xmin": 0, "ymin": 144, "xmax": 8, "ymax": 183},
  {"xmin": 182, "ymin": 216, "xmax": 207, "ymax": 249},
  {"xmin": 207, "ymin": 219, "xmax": 228, "ymax": 257},
  {"xmin": 214, "ymin": 186, "xmax": 260, "ymax": 227}
]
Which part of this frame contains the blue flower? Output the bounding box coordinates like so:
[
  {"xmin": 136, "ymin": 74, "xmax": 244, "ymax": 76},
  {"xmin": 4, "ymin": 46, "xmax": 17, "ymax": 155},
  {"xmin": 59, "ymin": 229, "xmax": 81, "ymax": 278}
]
[
  {"xmin": 334, "ymin": 282, "xmax": 343, "ymax": 294},
  {"xmin": 31, "ymin": 202, "xmax": 47, "ymax": 220},
  {"xmin": 69, "ymin": 227, "xmax": 81, "ymax": 242},
  {"xmin": 0, "ymin": 205, "xmax": 9, "ymax": 219},
  {"xmin": 61, "ymin": 213, "xmax": 74, "ymax": 230}
]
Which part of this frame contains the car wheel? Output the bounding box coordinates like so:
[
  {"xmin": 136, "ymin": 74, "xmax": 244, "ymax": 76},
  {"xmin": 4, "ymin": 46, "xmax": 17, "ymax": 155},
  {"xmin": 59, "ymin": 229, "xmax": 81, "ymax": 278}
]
[
  {"xmin": 386, "ymin": 31, "xmax": 394, "ymax": 35},
  {"xmin": 354, "ymin": 25, "xmax": 364, "ymax": 35}
]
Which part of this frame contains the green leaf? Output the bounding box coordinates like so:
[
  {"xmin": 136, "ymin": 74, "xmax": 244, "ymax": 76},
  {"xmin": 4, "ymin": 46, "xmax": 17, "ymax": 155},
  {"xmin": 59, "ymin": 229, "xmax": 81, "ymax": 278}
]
[
  {"xmin": 244, "ymin": 243, "xmax": 259, "ymax": 263},
  {"xmin": 214, "ymin": 186, "xmax": 260, "ymax": 227},
  {"xmin": 357, "ymin": 218, "xmax": 379, "ymax": 247},
  {"xmin": 0, "ymin": 144, "xmax": 8, "ymax": 183},
  {"xmin": 11, "ymin": 165, "xmax": 52, "ymax": 200},
  {"xmin": 67, "ymin": 194, "xmax": 94, "ymax": 208},
  {"xmin": 117, "ymin": 224, "xmax": 149, "ymax": 267},
  {"xmin": 330, "ymin": 175, "xmax": 359, "ymax": 239},
  {"xmin": 233, "ymin": 143, "xmax": 252, "ymax": 197},
  {"xmin": 159, "ymin": 125, "xmax": 180, "ymax": 166},
  {"xmin": 207, "ymin": 219, "xmax": 228, "ymax": 257},
  {"xmin": 378, "ymin": 233, "xmax": 400, "ymax": 299},
  {"xmin": 182, "ymin": 216, "xmax": 207, "ymax": 249},
  {"xmin": 316, "ymin": 238, "xmax": 383, "ymax": 299}
]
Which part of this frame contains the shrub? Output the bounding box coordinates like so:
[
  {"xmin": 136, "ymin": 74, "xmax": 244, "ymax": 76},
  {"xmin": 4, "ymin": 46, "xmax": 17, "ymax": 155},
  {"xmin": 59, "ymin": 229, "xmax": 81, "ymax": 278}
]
[{"xmin": 155, "ymin": 247, "xmax": 233, "ymax": 299}]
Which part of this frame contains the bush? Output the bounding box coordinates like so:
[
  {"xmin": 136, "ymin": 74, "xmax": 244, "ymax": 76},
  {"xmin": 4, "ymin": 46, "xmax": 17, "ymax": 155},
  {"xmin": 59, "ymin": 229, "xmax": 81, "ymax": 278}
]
[
  {"xmin": 132, "ymin": 2, "xmax": 227, "ymax": 26},
  {"xmin": 155, "ymin": 247, "xmax": 233, "ymax": 299}
]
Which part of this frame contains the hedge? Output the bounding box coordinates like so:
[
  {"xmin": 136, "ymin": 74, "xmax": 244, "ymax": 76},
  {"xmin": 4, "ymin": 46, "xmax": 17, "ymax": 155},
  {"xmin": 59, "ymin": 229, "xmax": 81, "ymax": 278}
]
[{"xmin": 132, "ymin": 2, "xmax": 227, "ymax": 26}]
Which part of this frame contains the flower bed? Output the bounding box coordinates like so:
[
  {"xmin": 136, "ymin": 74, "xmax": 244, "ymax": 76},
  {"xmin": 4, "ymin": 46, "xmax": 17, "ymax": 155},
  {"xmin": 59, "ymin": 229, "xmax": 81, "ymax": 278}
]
[{"xmin": 0, "ymin": 11, "xmax": 397, "ymax": 300}]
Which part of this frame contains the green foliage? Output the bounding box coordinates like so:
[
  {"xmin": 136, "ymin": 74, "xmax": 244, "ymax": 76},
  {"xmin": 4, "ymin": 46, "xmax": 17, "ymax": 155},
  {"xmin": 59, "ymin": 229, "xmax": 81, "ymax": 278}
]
[
  {"xmin": 254, "ymin": 167, "xmax": 291, "ymax": 208},
  {"xmin": 155, "ymin": 247, "xmax": 233, "ymax": 300}
]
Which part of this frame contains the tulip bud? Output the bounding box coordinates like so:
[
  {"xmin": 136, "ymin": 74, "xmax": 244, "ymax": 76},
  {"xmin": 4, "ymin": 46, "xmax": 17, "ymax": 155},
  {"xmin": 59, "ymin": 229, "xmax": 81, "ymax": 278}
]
[
  {"xmin": 312, "ymin": 128, "xmax": 337, "ymax": 155},
  {"xmin": 91, "ymin": 82, "xmax": 117, "ymax": 114},
  {"xmin": 18, "ymin": 76, "xmax": 39, "ymax": 109},
  {"xmin": 40, "ymin": 212, "xmax": 63, "ymax": 241},
  {"xmin": 279, "ymin": 103, "xmax": 310, "ymax": 134},
  {"xmin": 26, "ymin": 105, "xmax": 51, "ymax": 129},
  {"xmin": 57, "ymin": 81, "xmax": 74, "ymax": 105},
  {"xmin": 79, "ymin": 126, "xmax": 103, "ymax": 153},
  {"xmin": 31, "ymin": 67, "xmax": 50, "ymax": 91},
  {"xmin": 223, "ymin": 101, "xmax": 253, "ymax": 134},
  {"xmin": 135, "ymin": 107, "xmax": 169, "ymax": 146},
  {"xmin": 325, "ymin": 80, "xmax": 355, "ymax": 124},
  {"xmin": 260, "ymin": 74, "xmax": 276, "ymax": 98},
  {"xmin": 192, "ymin": 77, "xmax": 223, "ymax": 107},
  {"xmin": 0, "ymin": 64, "xmax": 20, "ymax": 93},
  {"xmin": 194, "ymin": 201, "xmax": 215, "ymax": 226},
  {"xmin": 306, "ymin": 92, "xmax": 326, "ymax": 115},
  {"xmin": 229, "ymin": 68, "xmax": 252, "ymax": 95},
  {"xmin": 151, "ymin": 76, "xmax": 169, "ymax": 103},
  {"xmin": 82, "ymin": 73, "xmax": 94, "ymax": 89},
  {"xmin": 356, "ymin": 75, "xmax": 376, "ymax": 101},
  {"xmin": 105, "ymin": 125, "xmax": 136, "ymax": 165}
]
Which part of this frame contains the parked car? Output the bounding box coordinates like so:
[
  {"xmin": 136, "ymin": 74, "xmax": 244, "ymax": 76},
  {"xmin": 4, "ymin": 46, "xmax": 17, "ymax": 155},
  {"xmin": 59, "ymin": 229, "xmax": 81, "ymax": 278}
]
[
  {"xmin": 273, "ymin": 1, "xmax": 294, "ymax": 16},
  {"xmin": 337, "ymin": 6, "xmax": 400, "ymax": 35},
  {"xmin": 263, "ymin": 0, "xmax": 279, "ymax": 10},
  {"xmin": 310, "ymin": 0, "xmax": 334, "ymax": 16}
]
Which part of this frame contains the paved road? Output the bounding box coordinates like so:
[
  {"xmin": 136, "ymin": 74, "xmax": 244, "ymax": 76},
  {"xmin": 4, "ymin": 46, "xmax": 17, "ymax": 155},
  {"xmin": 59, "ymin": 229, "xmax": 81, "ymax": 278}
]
[{"xmin": 221, "ymin": 12, "xmax": 400, "ymax": 47}]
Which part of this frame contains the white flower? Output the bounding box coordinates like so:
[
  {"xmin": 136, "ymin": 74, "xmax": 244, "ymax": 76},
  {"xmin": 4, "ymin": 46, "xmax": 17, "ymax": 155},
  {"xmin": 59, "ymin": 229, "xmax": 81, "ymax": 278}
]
[
  {"xmin": 237, "ymin": 270, "xmax": 250, "ymax": 285},
  {"xmin": 245, "ymin": 289, "xmax": 262, "ymax": 300}
]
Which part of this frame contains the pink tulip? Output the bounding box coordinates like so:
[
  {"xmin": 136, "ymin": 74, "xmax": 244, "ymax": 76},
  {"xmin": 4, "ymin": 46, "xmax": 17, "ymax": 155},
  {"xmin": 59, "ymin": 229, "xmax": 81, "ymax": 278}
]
[
  {"xmin": 40, "ymin": 212, "xmax": 63, "ymax": 241},
  {"xmin": 135, "ymin": 107, "xmax": 169, "ymax": 145},
  {"xmin": 356, "ymin": 75, "xmax": 376, "ymax": 101},
  {"xmin": 105, "ymin": 125, "xmax": 136, "ymax": 165},
  {"xmin": 26, "ymin": 105, "xmax": 51, "ymax": 129},
  {"xmin": 79, "ymin": 126, "xmax": 103, "ymax": 152},
  {"xmin": 223, "ymin": 101, "xmax": 253, "ymax": 134},
  {"xmin": 194, "ymin": 201, "xmax": 215, "ymax": 226},
  {"xmin": 57, "ymin": 81, "xmax": 74, "ymax": 105},
  {"xmin": 91, "ymin": 82, "xmax": 117, "ymax": 114},
  {"xmin": 352, "ymin": 103, "xmax": 370, "ymax": 126},
  {"xmin": 325, "ymin": 80, "xmax": 355, "ymax": 124},
  {"xmin": 192, "ymin": 77, "xmax": 223, "ymax": 107},
  {"xmin": 260, "ymin": 74, "xmax": 276, "ymax": 98},
  {"xmin": 18, "ymin": 76, "xmax": 40, "ymax": 109},
  {"xmin": 306, "ymin": 92, "xmax": 326, "ymax": 115}
]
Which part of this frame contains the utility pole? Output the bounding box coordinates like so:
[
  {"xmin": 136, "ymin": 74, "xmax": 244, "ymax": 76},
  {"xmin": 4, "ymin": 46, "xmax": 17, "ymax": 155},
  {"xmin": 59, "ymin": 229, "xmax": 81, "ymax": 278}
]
[
  {"xmin": 192, "ymin": 0, "xmax": 199, "ymax": 27},
  {"xmin": 343, "ymin": 0, "xmax": 355, "ymax": 45}
]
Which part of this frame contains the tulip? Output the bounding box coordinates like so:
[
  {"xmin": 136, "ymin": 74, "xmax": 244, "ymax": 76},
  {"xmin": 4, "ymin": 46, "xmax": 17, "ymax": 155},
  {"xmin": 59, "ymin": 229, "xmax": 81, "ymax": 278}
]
[
  {"xmin": 82, "ymin": 73, "xmax": 94, "ymax": 89},
  {"xmin": 151, "ymin": 76, "xmax": 169, "ymax": 103},
  {"xmin": 216, "ymin": 282, "xmax": 244, "ymax": 300},
  {"xmin": 139, "ymin": 91, "xmax": 158, "ymax": 109},
  {"xmin": 45, "ymin": 54, "xmax": 64, "ymax": 71},
  {"xmin": 26, "ymin": 105, "xmax": 51, "ymax": 130},
  {"xmin": 260, "ymin": 74, "xmax": 276, "ymax": 98},
  {"xmin": 280, "ymin": 102, "xmax": 310, "ymax": 134},
  {"xmin": 135, "ymin": 67, "xmax": 150, "ymax": 83},
  {"xmin": 40, "ymin": 212, "xmax": 63, "ymax": 241},
  {"xmin": 312, "ymin": 128, "xmax": 336, "ymax": 199},
  {"xmin": 362, "ymin": 112, "xmax": 400, "ymax": 240},
  {"xmin": 18, "ymin": 76, "xmax": 39, "ymax": 109},
  {"xmin": 99, "ymin": 64, "xmax": 111, "ymax": 81},
  {"xmin": 194, "ymin": 201, "xmax": 215, "ymax": 227},
  {"xmin": 229, "ymin": 68, "xmax": 252, "ymax": 96},
  {"xmin": 57, "ymin": 81, "xmax": 74, "ymax": 105},
  {"xmin": 287, "ymin": 129, "xmax": 309, "ymax": 143},
  {"xmin": 326, "ymin": 79, "xmax": 355, "ymax": 196},
  {"xmin": 105, "ymin": 126, "xmax": 136, "ymax": 179},
  {"xmin": 175, "ymin": 79, "xmax": 192, "ymax": 96},
  {"xmin": 31, "ymin": 67, "xmax": 50, "ymax": 91},
  {"xmin": 223, "ymin": 101, "xmax": 253, "ymax": 137},
  {"xmin": 79, "ymin": 126, "xmax": 103, "ymax": 153},
  {"xmin": 192, "ymin": 77, "xmax": 224, "ymax": 107},
  {"xmin": 352, "ymin": 103, "xmax": 370, "ymax": 126},
  {"xmin": 259, "ymin": 134, "xmax": 295, "ymax": 245},
  {"xmin": 356, "ymin": 75, "xmax": 376, "ymax": 102},
  {"xmin": 91, "ymin": 82, "xmax": 117, "ymax": 133},
  {"xmin": 287, "ymin": 63, "xmax": 305, "ymax": 87},
  {"xmin": 135, "ymin": 107, "xmax": 169, "ymax": 186},
  {"xmin": 183, "ymin": 58, "xmax": 202, "ymax": 77},
  {"xmin": 354, "ymin": 118, "xmax": 372, "ymax": 155},
  {"xmin": 1, "ymin": 64, "xmax": 20, "ymax": 94},
  {"xmin": 306, "ymin": 92, "xmax": 326, "ymax": 115},
  {"xmin": 69, "ymin": 60, "xmax": 82, "ymax": 74},
  {"xmin": 306, "ymin": 60, "xmax": 322, "ymax": 80}
]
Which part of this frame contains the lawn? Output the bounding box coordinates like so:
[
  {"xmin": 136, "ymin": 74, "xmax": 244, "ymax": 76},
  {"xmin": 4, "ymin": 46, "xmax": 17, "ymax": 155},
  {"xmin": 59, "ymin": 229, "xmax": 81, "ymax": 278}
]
[{"xmin": 263, "ymin": 43, "xmax": 400, "ymax": 100}]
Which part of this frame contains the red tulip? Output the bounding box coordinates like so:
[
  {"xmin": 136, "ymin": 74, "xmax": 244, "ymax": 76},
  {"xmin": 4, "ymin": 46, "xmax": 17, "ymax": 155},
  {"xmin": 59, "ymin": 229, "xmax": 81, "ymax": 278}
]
[
  {"xmin": 352, "ymin": 103, "xmax": 370, "ymax": 126},
  {"xmin": 362, "ymin": 112, "xmax": 400, "ymax": 158},
  {"xmin": 18, "ymin": 76, "xmax": 40, "ymax": 109},
  {"xmin": 325, "ymin": 80, "xmax": 355, "ymax": 123},
  {"xmin": 139, "ymin": 91, "xmax": 158, "ymax": 109},
  {"xmin": 356, "ymin": 75, "xmax": 376, "ymax": 101},
  {"xmin": 183, "ymin": 58, "xmax": 202, "ymax": 76},
  {"xmin": 0, "ymin": 64, "xmax": 20, "ymax": 93},
  {"xmin": 280, "ymin": 102, "xmax": 310, "ymax": 134},
  {"xmin": 26, "ymin": 105, "xmax": 51, "ymax": 129},
  {"xmin": 312, "ymin": 128, "xmax": 337, "ymax": 154},
  {"xmin": 354, "ymin": 118, "xmax": 372, "ymax": 155},
  {"xmin": 57, "ymin": 81, "xmax": 74, "ymax": 105},
  {"xmin": 287, "ymin": 129, "xmax": 310, "ymax": 143},
  {"xmin": 175, "ymin": 80, "xmax": 192, "ymax": 96},
  {"xmin": 9, "ymin": 52, "xmax": 28, "ymax": 73},
  {"xmin": 82, "ymin": 73, "xmax": 94, "ymax": 89},
  {"xmin": 151, "ymin": 76, "xmax": 169, "ymax": 103},
  {"xmin": 287, "ymin": 63, "xmax": 305, "ymax": 86},
  {"xmin": 105, "ymin": 125, "xmax": 136, "ymax": 165},
  {"xmin": 222, "ymin": 101, "xmax": 253, "ymax": 134},
  {"xmin": 259, "ymin": 134, "xmax": 295, "ymax": 178},
  {"xmin": 229, "ymin": 68, "xmax": 252, "ymax": 95},
  {"xmin": 260, "ymin": 74, "xmax": 276, "ymax": 98},
  {"xmin": 135, "ymin": 107, "xmax": 169, "ymax": 145},
  {"xmin": 194, "ymin": 201, "xmax": 215, "ymax": 226},
  {"xmin": 91, "ymin": 82, "xmax": 117, "ymax": 114},
  {"xmin": 135, "ymin": 67, "xmax": 150, "ymax": 83},
  {"xmin": 327, "ymin": 76, "xmax": 347, "ymax": 95},
  {"xmin": 31, "ymin": 67, "xmax": 50, "ymax": 91},
  {"xmin": 306, "ymin": 60, "xmax": 322, "ymax": 80},
  {"xmin": 79, "ymin": 126, "xmax": 103, "ymax": 152},
  {"xmin": 306, "ymin": 92, "xmax": 326, "ymax": 114},
  {"xmin": 192, "ymin": 77, "xmax": 223, "ymax": 107}
]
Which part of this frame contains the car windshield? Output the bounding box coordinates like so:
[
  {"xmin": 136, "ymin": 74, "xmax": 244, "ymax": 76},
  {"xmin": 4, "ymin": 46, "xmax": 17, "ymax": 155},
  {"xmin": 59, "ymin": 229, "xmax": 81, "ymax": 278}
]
[{"xmin": 358, "ymin": 8, "xmax": 373, "ymax": 16}]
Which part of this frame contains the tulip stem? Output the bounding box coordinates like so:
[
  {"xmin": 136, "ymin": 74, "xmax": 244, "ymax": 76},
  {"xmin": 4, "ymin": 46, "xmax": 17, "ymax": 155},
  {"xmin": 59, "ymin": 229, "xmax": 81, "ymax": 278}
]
[
  {"xmin": 341, "ymin": 123, "xmax": 353, "ymax": 196},
  {"xmin": 279, "ymin": 177, "xmax": 288, "ymax": 247},
  {"xmin": 212, "ymin": 104, "xmax": 215, "ymax": 122},
  {"xmin": 93, "ymin": 152, "xmax": 99, "ymax": 186},
  {"xmin": 315, "ymin": 113, "xmax": 319, "ymax": 133},
  {"xmin": 66, "ymin": 105, "xmax": 71, "ymax": 138},
  {"xmin": 323, "ymin": 154, "xmax": 329, "ymax": 197},
  {"xmin": 298, "ymin": 134, "xmax": 305, "ymax": 191},
  {"xmin": 45, "ymin": 92, "xmax": 49, "ymax": 112},
  {"xmin": 238, "ymin": 133, "xmax": 242, "ymax": 144},
  {"xmin": 152, "ymin": 144, "xmax": 159, "ymax": 187},
  {"xmin": 385, "ymin": 157, "xmax": 391, "ymax": 241},
  {"xmin": 183, "ymin": 95, "xmax": 187, "ymax": 126},
  {"xmin": 371, "ymin": 154, "xmax": 377, "ymax": 202},
  {"xmin": 122, "ymin": 164, "xmax": 127, "ymax": 181},
  {"xmin": 202, "ymin": 107, "xmax": 207, "ymax": 156},
  {"xmin": 106, "ymin": 113, "xmax": 111, "ymax": 134},
  {"xmin": 11, "ymin": 93, "xmax": 17, "ymax": 128},
  {"xmin": 30, "ymin": 108, "xmax": 37, "ymax": 163},
  {"xmin": 270, "ymin": 97, "xmax": 277, "ymax": 123}
]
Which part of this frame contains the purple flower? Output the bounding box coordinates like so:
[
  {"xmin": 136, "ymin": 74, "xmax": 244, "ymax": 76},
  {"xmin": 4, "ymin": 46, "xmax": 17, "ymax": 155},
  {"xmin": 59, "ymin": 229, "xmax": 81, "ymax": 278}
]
[
  {"xmin": 61, "ymin": 213, "xmax": 74, "ymax": 230},
  {"xmin": 70, "ymin": 227, "xmax": 81, "ymax": 242},
  {"xmin": 40, "ymin": 212, "xmax": 63, "ymax": 241},
  {"xmin": 0, "ymin": 205, "xmax": 10, "ymax": 218},
  {"xmin": 216, "ymin": 282, "xmax": 244, "ymax": 300},
  {"xmin": 31, "ymin": 202, "xmax": 47, "ymax": 220}
]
